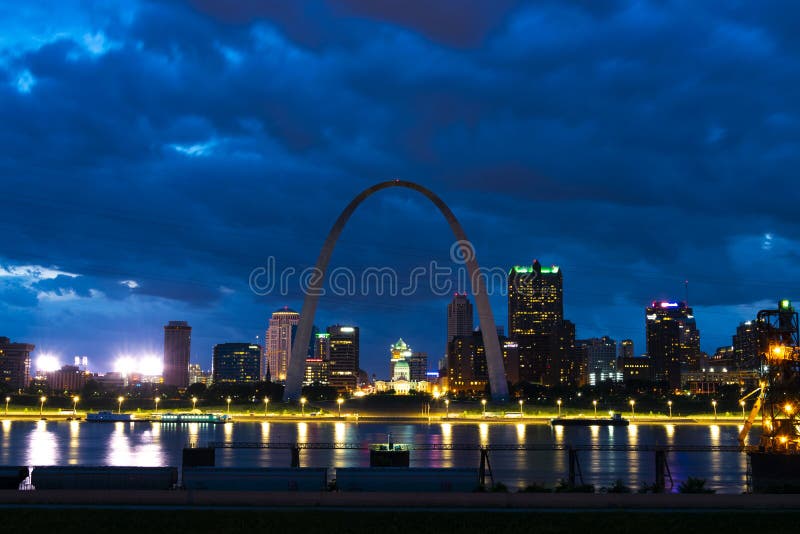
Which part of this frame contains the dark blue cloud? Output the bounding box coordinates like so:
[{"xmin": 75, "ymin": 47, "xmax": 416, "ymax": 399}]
[{"xmin": 0, "ymin": 0, "xmax": 798, "ymax": 374}]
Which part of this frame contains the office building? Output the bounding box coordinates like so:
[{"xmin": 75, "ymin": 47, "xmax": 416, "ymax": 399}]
[
  {"xmin": 576, "ymin": 336, "xmax": 620, "ymax": 385},
  {"xmin": 732, "ymin": 320, "xmax": 765, "ymax": 369},
  {"xmin": 621, "ymin": 356, "xmax": 651, "ymax": 383},
  {"xmin": 619, "ymin": 339, "xmax": 634, "ymax": 359},
  {"xmin": 507, "ymin": 260, "xmax": 566, "ymax": 385},
  {"xmin": 327, "ymin": 325, "xmax": 359, "ymax": 392},
  {"xmin": 645, "ymin": 301, "xmax": 700, "ymax": 389},
  {"xmin": 447, "ymin": 330, "xmax": 518, "ymax": 396},
  {"xmin": 0, "ymin": 337, "xmax": 33, "ymax": 390},
  {"xmin": 264, "ymin": 307, "xmax": 300, "ymax": 382},
  {"xmin": 45, "ymin": 365, "xmax": 88, "ymax": 393},
  {"xmin": 408, "ymin": 351, "xmax": 428, "ymax": 382},
  {"xmin": 163, "ymin": 321, "xmax": 191, "ymax": 388},
  {"xmin": 447, "ymin": 293, "xmax": 473, "ymax": 351},
  {"xmin": 212, "ymin": 343, "xmax": 261, "ymax": 383},
  {"xmin": 188, "ymin": 364, "xmax": 212, "ymax": 385}
]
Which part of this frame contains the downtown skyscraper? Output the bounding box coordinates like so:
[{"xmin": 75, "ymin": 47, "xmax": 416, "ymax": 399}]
[
  {"xmin": 646, "ymin": 301, "xmax": 701, "ymax": 389},
  {"xmin": 264, "ymin": 306, "xmax": 300, "ymax": 382},
  {"xmin": 327, "ymin": 325, "xmax": 359, "ymax": 392},
  {"xmin": 163, "ymin": 321, "xmax": 191, "ymax": 388},
  {"xmin": 447, "ymin": 293, "xmax": 474, "ymax": 351},
  {"xmin": 508, "ymin": 260, "xmax": 572, "ymax": 385}
]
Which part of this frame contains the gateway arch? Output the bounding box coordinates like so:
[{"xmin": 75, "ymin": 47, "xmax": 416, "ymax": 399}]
[{"xmin": 284, "ymin": 180, "xmax": 509, "ymax": 402}]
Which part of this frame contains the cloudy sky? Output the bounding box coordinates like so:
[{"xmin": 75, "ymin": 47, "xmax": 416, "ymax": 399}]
[{"xmin": 1, "ymin": 0, "xmax": 797, "ymax": 377}]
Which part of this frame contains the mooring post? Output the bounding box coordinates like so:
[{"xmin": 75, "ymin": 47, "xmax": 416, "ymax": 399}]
[
  {"xmin": 568, "ymin": 447, "xmax": 576, "ymax": 487},
  {"xmin": 655, "ymin": 449, "xmax": 666, "ymax": 492},
  {"xmin": 291, "ymin": 445, "xmax": 300, "ymax": 468}
]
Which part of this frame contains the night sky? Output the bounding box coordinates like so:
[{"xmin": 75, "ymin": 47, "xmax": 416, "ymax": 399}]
[{"xmin": 1, "ymin": 1, "xmax": 798, "ymax": 377}]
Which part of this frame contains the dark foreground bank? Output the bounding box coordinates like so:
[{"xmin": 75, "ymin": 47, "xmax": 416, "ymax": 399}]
[{"xmin": 2, "ymin": 509, "xmax": 800, "ymax": 534}]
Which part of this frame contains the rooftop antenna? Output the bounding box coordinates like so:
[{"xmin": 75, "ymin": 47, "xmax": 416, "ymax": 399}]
[{"xmin": 684, "ymin": 279, "xmax": 689, "ymax": 306}]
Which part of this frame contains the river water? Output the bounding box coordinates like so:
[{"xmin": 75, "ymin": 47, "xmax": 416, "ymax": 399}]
[{"xmin": 0, "ymin": 420, "xmax": 757, "ymax": 493}]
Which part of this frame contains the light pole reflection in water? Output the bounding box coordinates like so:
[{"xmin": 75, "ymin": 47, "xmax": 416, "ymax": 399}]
[
  {"xmin": 68, "ymin": 420, "xmax": 80, "ymax": 465},
  {"xmin": 28, "ymin": 420, "xmax": 57, "ymax": 466},
  {"xmin": 478, "ymin": 423, "xmax": 489, "ymax": 447}
]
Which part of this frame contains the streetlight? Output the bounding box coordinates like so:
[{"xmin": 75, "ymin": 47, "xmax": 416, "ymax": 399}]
[
  {"xmin": 712, "ymin": 400, "xmax": 718, "ymax": 420},
  {"xmin": 154, "ymin": 397, "xmax": 160, "ymax": 414},
  {"xmin": 300, "ymin": 397, "xmax": 307, "ymax": 416},
  {"xmin": 72, "ymin": 396, "xmax": 79, "ymax": 414},
  {"xmin": 784, "ymin": 403, "xmax": 794, "ymax": 416},
  {"xmin": 117, "ymin": 396, "xmax": 124, "ymax": 414},
  {"xmin": 444, "ymin": 399, "xmax": 450, "ymax": 417},
  {"xmin": 226, "ymin": 397, "xmax": 232, "ymax": 414},
  {"xmin": 556, "ymin": 399, "xmax": 562, "ymax": 417},
  {"xmin": 740, "ymin": 400, "xmax": 746, "ymax": 421},
  {"xmin": 668, "ymin": 400, "xmax": 673, "ymax": 418},
  {"xmin": 592, "ymin": 400, "xmax": 598, "ymax": 417},
  {"xmin": 481, "ymin": 399, "xmax": 487, "ymax": 417},
  {"xmin": 629, "ymin": 399, "xmax": 635, "ymax": 420},
  {"xmin": 5, "ymin": 396, "xmax": 10, "ymax": 416},
  {"xmin": 39, "ymin": 396, "xmax": 46, "ymax": 417},
  {"xmin": 337, "ymin": 397, "xmax": 343, "ymax": 417},
  {"xmin": 264, "ymin": 397, "xmax": 270, "ymax": 416},
  {"xmin": 519, "ymin": 399, "xmax": 524, "ymax": 417},
  {"xmin": 192, "ymin": 396, "xmax": 198, "ymax": 411}
]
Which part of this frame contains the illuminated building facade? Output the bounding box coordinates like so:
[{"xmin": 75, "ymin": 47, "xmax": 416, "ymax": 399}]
[
  {"xmin": 447, "ymin": 293, "xmax": 473, "ymax": 352},
  {"xmin": 163, "ymin": 321, "xmax": 191, "ymax": 388},
  {"xmin": 212, "ymin": 343, "xmax": 261, "ymax": 383},
  {"xmin": 304, "ymin": 332, "xmax": 331, "ymax": 385},
  {"xmin": 508, "ymin": 261, "xmax": 572, "ymax": 385},
  {"xmin": 327, "ymin": 325, "xmax": 359, "ymax": 392},
  {"xmin": 447, "ymin": 330, "xmax": 518, "ymax": 395},
  {"xmin": 188, "ymin": 364, "xmax": 212, "ymax": 385},
  {"xmin": 577, "ymin": 336, "xmax": 621, "ymax": 385},
  {"xmin": 733, "ymin": 320, "xmax": 766, "ymax": 369},
  {"xmin": 0, "ymin": 337, "xmax": 33, "ymax": 390},
  {"xmin": 619, "ymin": 339, "xmax": 634, "ymax": 359},
  {"xmin": 265, "ymin": 307, "xmax": 300, "ymax": 382},
  {"xmin": 621, "ymin": 356, "xmax": 650, "ymax": 383},
  {"xmin": 45, "ymin": 365, "xmax": 89, "ymax": 392},
  {"xmin": 645, "ymin": 301, "xmax": 700, "ymax": 389}
]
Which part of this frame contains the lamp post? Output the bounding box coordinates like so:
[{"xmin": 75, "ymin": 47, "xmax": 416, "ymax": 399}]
[
  {"xmin": 444, "ymin": 399, "xmax": 450, "ymax": 417},
  {"xmin": 264, "ymin": 397, "xmax": 270, "ymax": 416},
  {"xmin": 668, "ymin": 400, "xmax": 673, "ymax": 418},
  {"xmin": 629, "ymin": 399, "xmax": 635, "ymax": 420},
  {"xmin": 300, "ymin": 397, "xmax": 307, "ymax": 416},
  {"xmin": 117, "ymin": 396, "xmax": 124, "ymax": 414},
  {"xmin": 557, "ymin": 399, "xmax": 562, "ymax": 417},
  {"xmin": 712, "ymin": 400, "xmax": 717, "ymax": 420},
  {"xmin": 226, "ymin": 397, "xmax": 232, "ymax": 415},
  {"xmin": 154, "ymin": 397, "xmax": 160, "ymax": 414},
  {"xmin": 519, "ymin": 399, "xmax": 524, "ymax": 417},
  {"xmin": 72, "ymin": 396, "xmax": 79, "ymax": 414},
  {"xmin": 593, "ymin": 400, "xmax": 598, "ymax": 417},
  {"xmin": 192, "ymin": 397, "xmax": 198, "ymax": 411},
  {"xmin": 740, "ymin": 400, "xmax": 746, "ymax": 421},
  {"xmin": 481, "ymin": 399, "xmax": 487, "ymax": 417},
  {"xmin": 337, "ymin": 397, "xmax": 343, "ymax": 417},
  {"xmin": 5, "ymin": 396, "xmax": 10, "ymax": 416},
  {"xmin": 39, "ymin": 396, "xmax": 46, "ymax": 417}
]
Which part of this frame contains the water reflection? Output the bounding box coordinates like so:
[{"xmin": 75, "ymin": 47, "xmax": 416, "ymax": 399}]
[
  {"xmin": 478, "ymin": 423, "xmax": 489, "ymax": 447},
  {"xmin": 106, "ymin": 421, "xmax": 163, "ymax": 466},
  {"xmin": 261, "ymin": 422, "xmax": 270, "ymax": 441},
  {"xmin": 0, "ymin": 420, "xmax": 755, "ymax": 493},
  {"xmin": 28, "ymin": 420, "xmax": 58, "ymax": 466}
]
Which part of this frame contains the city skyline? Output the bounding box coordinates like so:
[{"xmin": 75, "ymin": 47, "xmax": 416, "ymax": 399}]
[{"xmin": 1, "ymin": 1, "xmax": 798, "ymax": 377}]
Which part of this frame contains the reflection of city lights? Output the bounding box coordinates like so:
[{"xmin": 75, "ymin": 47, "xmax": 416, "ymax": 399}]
[{"xmin": 36, "ymin": 354, "xmax": 61, "ymax": 373}]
